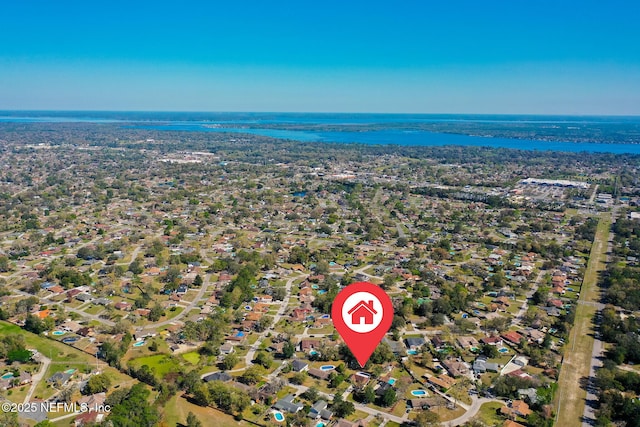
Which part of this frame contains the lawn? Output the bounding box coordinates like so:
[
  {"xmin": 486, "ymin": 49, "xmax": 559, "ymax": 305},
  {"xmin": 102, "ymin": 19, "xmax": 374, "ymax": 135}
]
[
  {"xmin": 473, "ymin": 401, "xmax": 506, "ymax": 426},
  {"xmin": 556, "ymin": 212, "xmax": 610, "ymax": 427},
  {"xmin": 182, "ymin": 351, "xmax": 201, "ymax": 365},
  {"xmin": 83, "ymin": 304, "xmax": 104, "ymax": 315},
  {"xmin": 162, "ymin": 394, "xmax": 240, "ymax": 427},
  {"xmin": 128, "ymin": 354, "xmax": 181, "ymax": 378}
]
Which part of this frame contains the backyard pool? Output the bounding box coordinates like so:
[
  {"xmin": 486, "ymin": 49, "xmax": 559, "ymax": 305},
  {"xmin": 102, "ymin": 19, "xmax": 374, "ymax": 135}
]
[
  {"xmin": 311, "ymin": 284, "xmax": 319, "ymax": 289},
  {"xmin": 52, "ymin": 331, "xmax": 65, "ymax": 336},
  {"xmin": 244, "ymin": 305, "xmax": 251, "ymax": 310},
  {"xmin": 236, "ymin": 331, "xmax": 245, "ymax": 338},
  {"xmin": 273, "ymin": 411, "xmax": 285, "ymax": 422},
  {"xmin": 317, "ymin": 290, "xmax": 327, "ymax": 295},
  {"xmin": 470, "ymin": 346, "xmax": 479, "ymax": 353},
  {"xmin": 498, "ymin": 347, "xmax": 509, "ymax": 353},
  {"xmin": 65, "ymin": 369, "xmax": 76, "ymax": 375},
  {"xmin": 316, "ymin": 423, "xmax": 325, "ymax": 427},
  {"xmin": 411, "ymin": 390, "xmax": 427, "ymax": 396},
  {"xmin": 133, "ymin": 341, "xmax": 146, "ymax": 347},
  {"xmin": 388, "ymin": 378, "xmax": 396, "ymax": 385},
  {"xmin": 1, "ymin": 373, "xmax": 14, "ymax": 379},
  {"xmin": 320, "ymin": 365, "xmax": 335, "ymax": 371},
  {"xmin": 310, "ymin": 350, "xmax": 319, "ymax": 356},
  {"xmin": 461, "ymin": 313, "xmax": 468, "ymax": 318},
  {"xmin": 62, "ymin": 337, "xmax": 79, "ymax": 344},
  {"xmin": 407, "ymin": 350, "xmax": 418, "ymax": 355}
]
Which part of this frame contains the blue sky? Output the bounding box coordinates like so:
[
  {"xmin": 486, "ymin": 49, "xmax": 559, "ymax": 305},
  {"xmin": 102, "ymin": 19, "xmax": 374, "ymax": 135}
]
[{"xmin": 1, "ymin": 1, "xmax": 639, "ymax": 114}]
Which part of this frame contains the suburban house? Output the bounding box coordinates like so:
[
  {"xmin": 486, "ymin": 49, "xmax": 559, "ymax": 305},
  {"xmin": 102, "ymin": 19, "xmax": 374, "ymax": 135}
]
[
  {"xmin": 308, "ymin": 400, "xmax": 333, "ymax": 419},
  {"xmin": 291, "ymin": 360, "xmax": 309, "ymax": 372},
  {"xmin": 308, "ymin": 368, "xmax": 331, "ymax": 380},
  {"xmin": 473, "ymin": 357, "xmax": 500, "ymax": 374},
  {"xmin": 273, "ymin": 394, "xmax": 303, "ymax": 413},
  {"xmin": 405, "ymin": 337, "xmax": 426, "ymax": 350},
  {"xmin": 203, "ymin": 372, "xmax": 232, "ymax": 383},
  {"xmin": 501, "ymin": 400, "xmax": 532, "ymax": 418}
]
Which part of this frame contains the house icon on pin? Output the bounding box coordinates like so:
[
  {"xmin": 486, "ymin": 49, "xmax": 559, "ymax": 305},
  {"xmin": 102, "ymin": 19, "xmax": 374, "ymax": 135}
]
[{"xmin": 347, "ymin": 300, "xmax": 377, "ymax": 325}]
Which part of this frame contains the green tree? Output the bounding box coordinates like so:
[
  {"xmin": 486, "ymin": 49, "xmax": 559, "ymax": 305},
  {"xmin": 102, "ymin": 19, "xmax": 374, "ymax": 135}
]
[
  {"xmin": 0, "ymin": 256, "xmax": 10, "ymax": 272},
  {"xmin": 282, "ymin": 340, "xmax": 295, "ymax": 359},
  {"xmin": 186, "ymin": 411, "xmax": 203, "ymax": 427},
  {"xmin": 331, "ymin": 395, "xmax": 355, "ymax": 418},
  {"xmin": 239, "ymin": 365, "xmax": 264, "ymax": 385},
  {"xmin": 254, "ymin": 351, "xmax": 273, "ymax": 369},
  {"xmin": 415, "ymin": 410, "xmax": 442, "ymax": 427},
  {"xmin": 221, "ymin": 353, "xmax": 239, "ymax": 370},
  {"xmin": 128, "ymin": 259, "xmax": 144, "ymax": 275},
  {"xmin": 193, "ymin": 274, "xmax": 203, "ymax": 286},
  {"xmin": 83, "ymin": 373, "xmax": 112, "ymax": 395},
  {"xmin": 379, "ymin": 387, "xmax": 397, "ymax": 407},
  {"xmin": 107, "ymin": 383, "xmax": 160, "ymax": 427},
  {"xmin": 148, "ymin": 304, "xmax": 164, "ymax": 322}
]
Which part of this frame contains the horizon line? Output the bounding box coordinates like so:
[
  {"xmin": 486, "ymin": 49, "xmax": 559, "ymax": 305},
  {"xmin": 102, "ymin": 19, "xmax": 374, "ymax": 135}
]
[{"xmin": 1, "ymin": 109, "xmax": 639, "ymax": 118}]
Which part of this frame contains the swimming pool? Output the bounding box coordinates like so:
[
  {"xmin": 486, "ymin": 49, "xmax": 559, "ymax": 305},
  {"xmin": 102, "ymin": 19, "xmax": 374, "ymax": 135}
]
[
  {"xmin": 310, "ymin": 350, "xmax": 319, "ymax": 356},
  {"xmin": 317, "ymin": 290, "xmax": 327, "ymax": 295},
  {"xmin": 470, "ymin": 346, "xmax": 479, "ymax": 352},
  {"xmin": 407, "ymin": 350, "xmax": 418, "ymax": 355},
  {"xmin": 388, "ymin": 378, "xmax": 396, "ymax": 385},
  {"xmin": 273, "ymin": 411, "xmax": 285, "ymax": 422},
  {"xmin": 311, "ymin": 284, "xmax": 319, "ymax": 289},
  {"xmin": 411, "ymin": 390, "xmax": 427, "ymax": 396},
  {"xmin": 461, "ymin": 313, "xmax": 468, "ymax": 318},
  {"xmin": 64, "ymin": 369, "xmax": 76, "ymax": 375},
  {"xmin": 236, "ymin": 331, "xmax": 245, "ymax": 337},
  {"xmin": 498, "ymin": 347, "xmax": 508, "ymax": 353},
  {"xmin": 244, "ymin": 305, "xmax": 251, "ymax": 310},
  {"xmin": 1, "ymin": 373, "xmax": 14, "ymax": 379},
  {"xmin": 62, "ymin": 337, "xmax": 79, "ymax": 344},
  {"xmin": 52, "ymin": 331, "xmax": 65, "ymax": 336},
  {"xmin": 316, "ymin": 423, "xmax": 325, "ymax": 427},
  {"xmin": 133, "ymin": 341, "xmax": 145, "ymax": 347},
  {"xmin": 320, "ymin": 365, "xmax": 335, "ymax": 371}
]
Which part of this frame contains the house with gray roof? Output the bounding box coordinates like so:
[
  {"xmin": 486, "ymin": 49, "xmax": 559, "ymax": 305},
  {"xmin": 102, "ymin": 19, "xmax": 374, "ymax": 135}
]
[
  {"xmin": 203, "ymin": 372, "xmax": 232, "ymax": 382},
  {"xmin": 473, "ymin": 356, "xmax": 500, "ymax": 374},
  {"xmin": 291, "ymin": 359, "xmax": 308, "ymax": 372},
  {"xmin": 274, "ymin": 394, "xmax": 303, "ymax": 413},
  {"xmin": 308, "ymin": 400, "xmax": 333, "ymax": 419},
  {"xmin": 405, "ymin": 337, "xmax": 426, "ymax": 350}
]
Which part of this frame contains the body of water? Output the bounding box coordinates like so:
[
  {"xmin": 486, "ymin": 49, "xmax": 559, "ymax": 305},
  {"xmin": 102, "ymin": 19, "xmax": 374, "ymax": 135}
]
[
  {"xmin": 1, "ymin": 112, "xmax": 640, "ymax": 154},
  {"xmin": 131, "ymin": 124, "xmax": 640, "ymax": 154}
]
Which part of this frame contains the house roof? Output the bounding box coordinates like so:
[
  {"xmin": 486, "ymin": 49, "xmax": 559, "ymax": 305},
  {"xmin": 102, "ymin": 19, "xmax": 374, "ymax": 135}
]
[
  {"xmin": 203, "ymin": 372, "xmax": 232, "ymax": 382},
  {"xmin": 291, "ymin": 360, "xmax": 308, "ymax": 371},
  {"xmin": 274, "ymin": 394, "xmax": 303, "ymax": 413}
]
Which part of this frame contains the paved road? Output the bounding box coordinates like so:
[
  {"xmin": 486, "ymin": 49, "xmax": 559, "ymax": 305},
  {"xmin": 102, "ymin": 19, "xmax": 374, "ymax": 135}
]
[
  {"xmin": 447, "ymin": 396, "xmax": 505, "ymax": 426},
  {"xmin": 24, "ymin": 354, "xmax": 51, "ymax": 404},
  {"xmin": 245, "ymin": 274, "xmax": 297, "ymax": 367},
  {"xmin": 512, "ymin": 269, "xmax": 545, "ymax": 326}
]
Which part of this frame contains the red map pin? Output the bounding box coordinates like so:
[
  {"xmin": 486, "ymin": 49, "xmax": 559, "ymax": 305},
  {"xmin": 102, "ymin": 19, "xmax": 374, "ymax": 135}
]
[{"xmin": 332, "ymin": 281, "xmax": 394, "ymax": 368}]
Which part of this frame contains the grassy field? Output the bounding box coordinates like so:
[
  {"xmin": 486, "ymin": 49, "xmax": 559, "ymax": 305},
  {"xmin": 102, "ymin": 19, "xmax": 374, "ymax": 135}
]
[
  {"xmin": 556, "ymin": 212, "xmax": 611, "ymax": 427},
  {"xmin": 473, "ymin": 401, "xmax": 506, "ymax": 426},
  {"xmin": 128, "ymin": 354, "xmax": 181, "ymax": 378},
  {"xmin": 181, "ymin": 351, "xmax": 201, "ymax": 365},
  {"xmin": 161, "ymin": 394, "xmax": 241, "ymax": 427},
  {"xmin": 0, "ymin": 321, "xmax": 131, "ymax": 402}
]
